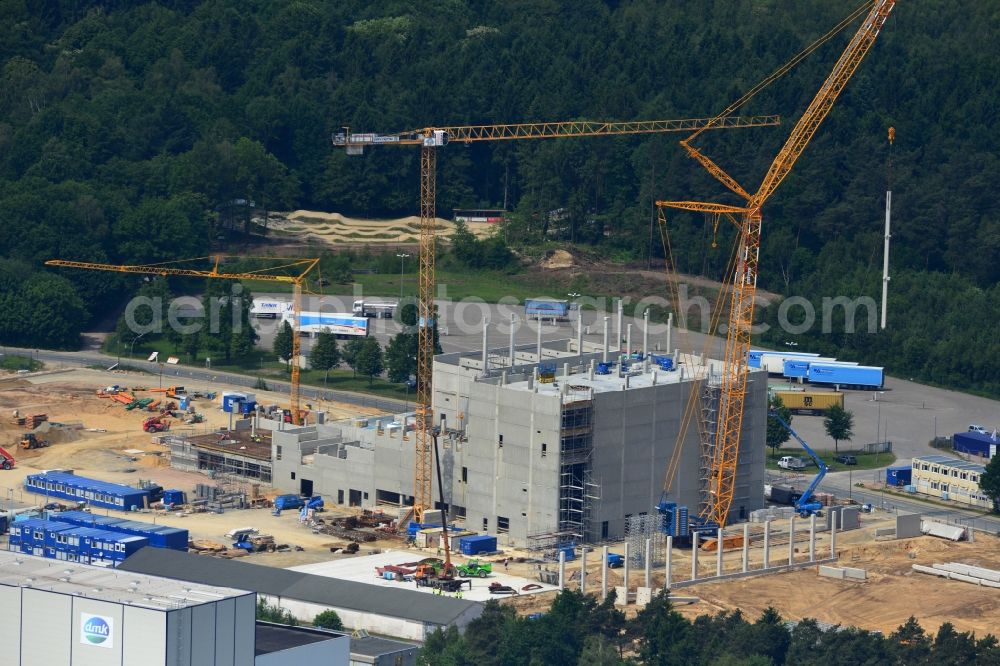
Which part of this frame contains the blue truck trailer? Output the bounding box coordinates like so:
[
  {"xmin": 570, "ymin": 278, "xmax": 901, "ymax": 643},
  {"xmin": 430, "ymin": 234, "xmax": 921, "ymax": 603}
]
[{"xmin": 806, "ymin": 363, "xmax": 884, "ymax": 389}]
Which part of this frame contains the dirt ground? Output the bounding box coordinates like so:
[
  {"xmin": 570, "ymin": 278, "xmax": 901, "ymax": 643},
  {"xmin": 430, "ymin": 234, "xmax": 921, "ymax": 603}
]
[
  {"xmin": 4, "ymin": 369, "xmax": 1000, "ymax": 636},
  {"xmin": 276, "ymin": 210, "xmax": 494, "ymax": 245}
]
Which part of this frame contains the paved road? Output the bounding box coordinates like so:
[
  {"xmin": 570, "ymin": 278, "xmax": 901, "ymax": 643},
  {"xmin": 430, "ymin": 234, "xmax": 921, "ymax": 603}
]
[
  {"xmin": 769, "ymin": 469, "xmax": 1000, "ymax": 534},
  {"xmin": 1, "ymin": 346, "xmax": 408, "ymax": 415}
]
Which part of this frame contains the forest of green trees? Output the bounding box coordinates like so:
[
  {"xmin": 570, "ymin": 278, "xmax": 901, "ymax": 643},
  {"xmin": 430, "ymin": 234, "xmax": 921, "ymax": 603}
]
[
  {"xmin": 0, "ymin": 1, "xmax": 997, "ymax": 393},
  {"xmin": 418, "ymin": 591, "xmax": 1000, "ymax": 665}
]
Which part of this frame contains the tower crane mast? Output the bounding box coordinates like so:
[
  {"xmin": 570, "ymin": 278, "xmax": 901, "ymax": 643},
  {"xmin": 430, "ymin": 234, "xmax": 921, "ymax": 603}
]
[
  {"xmin": 335, "ymin": 114, "xmax": 781, "ymax": 524},
  {"xmin": 658, "ymin": 0, "xmax": 895, "ymax": 527}
]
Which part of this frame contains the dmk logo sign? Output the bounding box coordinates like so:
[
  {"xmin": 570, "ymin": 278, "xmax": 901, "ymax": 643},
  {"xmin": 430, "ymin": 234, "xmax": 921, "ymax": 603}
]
[{"xmin": 81, "ymin": 614, "xmax": 114, "ymax": 649}]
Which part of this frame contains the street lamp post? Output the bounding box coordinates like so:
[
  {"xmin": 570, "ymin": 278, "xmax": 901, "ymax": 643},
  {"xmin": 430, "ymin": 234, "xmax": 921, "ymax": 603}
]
[
  {"xmin": 128, "ymin": 332, "xmax": 147, "ymax": 363},
  {"xmin": 396, "ymin": 253, "xmax": 410, "ymax": 301}
]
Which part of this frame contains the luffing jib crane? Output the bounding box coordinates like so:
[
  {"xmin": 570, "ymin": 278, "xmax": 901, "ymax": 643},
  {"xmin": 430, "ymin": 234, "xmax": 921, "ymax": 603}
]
[
  {"xmin": 46, "ymin": 256, "xmax": 320, "ymax": 425},
  {"xmin": 657, "ymin": 0, "xmax": 895, "ymax": 527},
  {"xmin": 334, "ymin": 114, "xmax": 781, "ymax": 525}
]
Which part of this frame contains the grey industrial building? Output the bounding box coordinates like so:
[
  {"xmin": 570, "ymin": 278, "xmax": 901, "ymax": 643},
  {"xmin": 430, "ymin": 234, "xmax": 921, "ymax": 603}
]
[
  {"xmin": 120, "ymin": 547, "xmax": 483, "ymax": 642},
  {"xmin": 0, "ymin": 550, "xmax": 350, "ymax": 665},
  {"xmin": 264, "ymin": 341, "xmax": 767, "ymax": 547}
]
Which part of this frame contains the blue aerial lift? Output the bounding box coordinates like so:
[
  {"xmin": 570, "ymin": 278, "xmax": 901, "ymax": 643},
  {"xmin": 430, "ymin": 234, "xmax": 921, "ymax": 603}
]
[{"xmin": 769, "ymin": 410, "xmax": 828, "ymax": 517}]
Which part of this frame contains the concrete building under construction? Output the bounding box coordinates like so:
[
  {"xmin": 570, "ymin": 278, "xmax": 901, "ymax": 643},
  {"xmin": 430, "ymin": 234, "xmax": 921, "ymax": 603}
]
[{"xmin": 265, "ymin": 340, "xmax": 767, "ymax": 547}]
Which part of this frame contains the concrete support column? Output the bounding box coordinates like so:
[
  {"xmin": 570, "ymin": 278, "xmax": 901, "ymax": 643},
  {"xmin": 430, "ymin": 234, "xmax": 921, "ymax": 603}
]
[
  {"xmin": 763, "ymin": 521, "xmax": 770, "ymax": 569},
  {"xmin": 481, "ymin": 316, "xmax": 489, "ymax": 375},
  {"xmin": 742, "ymin": 523, "xmax": 749, "ymax": 573},
  {"xmin": 576, "ymin": 310, "xmax": 583, "ymax": 356},
  {"xmin": 691, "ymin": 532, "xmax": 699, "ymax": 581},
  {"xmin": 580, "ymin": 547, "xmax": 587, "ymax": 595},
  {"xmin": 666, "ymin": 312, "xmax": 673, "ymax": 356},
  {"xmin": 642, "ymin": 309, "xmax": 650, "ymax": 370},
  {"xmin": 536, "ymin": 316, "xmax": 542, "ymax": 362},
  {"xmin": 627, "ymin": 324, "xmax": 633, "ymax": 359},
  {"xmin": 665, "ymin": 536, "xmax": 673, "ymax": 588},
  {"xmin": 616, "ymin": 299, "xmax": 624, "ymax": 353},
  {"xmin": 830, "ymin": 511, "xmax": 838, "ymax": 560},
  {"xmin": 809, "ymin": 514, "xmax": 817, "ymax": 562},
  {"xmin": 788, "ymin": 516, "xmax": 796, "ymax": 566},
  {"xmin": 623, "ymin": 541, "xmax": 630, "ymax": 593},
  {"xmin": 508, "ymin": 314, "xmax": 516, "ymax": 367},
  {"xmin": 601, "ymin": 545, "xmax": 609, "ymax": 600},
  {"xmin": 644, "ymin": 538, "xmax": 652, "ymax": 588},
  {"xmin": 602, "ymin": 317, "xmax": 610, "ymax": 363},
  {"xmin": 558, "ymin": 551, "xmax": 565, "ymax": 590},
  {"xmin": 716, "ymin": 528, "xmax": 724, "ymax": 577}
]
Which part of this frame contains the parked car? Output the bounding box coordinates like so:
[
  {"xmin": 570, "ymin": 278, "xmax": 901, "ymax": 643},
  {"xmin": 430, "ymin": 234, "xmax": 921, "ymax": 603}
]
[
  {"xmin": 834, "ymin": 454, "xmax": 858, "ymax": 465},
  {"xmin": 778, "ymin": 456, "xmax": 807, "ymax": 471},
  {"xmin": 969, "ymin": 424, "xmax": 989, "ymax": 435}
]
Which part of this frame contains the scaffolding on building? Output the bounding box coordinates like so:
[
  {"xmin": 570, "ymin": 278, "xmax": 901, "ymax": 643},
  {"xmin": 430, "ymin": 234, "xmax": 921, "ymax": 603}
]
[
  {"xmin": 698, "ymin": 377, "xmax": 721, "ymax": 519},
  {"xmin": 558, "ymin": 397, "xmax": 600, "ymax": 543},
  {"xmin": 624, "ymin": 513, "xmax": 667, "ymax": 567}
]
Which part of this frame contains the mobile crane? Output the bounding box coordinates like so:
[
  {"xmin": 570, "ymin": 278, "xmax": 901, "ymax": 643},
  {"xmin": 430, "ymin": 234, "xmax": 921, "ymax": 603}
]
[{"xmin": 768, "ymin": 410, "xmax": 827, "ymax": 517}]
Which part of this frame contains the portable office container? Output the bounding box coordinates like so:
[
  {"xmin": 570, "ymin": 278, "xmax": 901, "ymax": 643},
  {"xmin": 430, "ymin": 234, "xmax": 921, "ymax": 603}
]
[
  {"xmin": 51, "ymin": 511, "xmax": 187, "ymax": 551},
  {"xmin": 886, "ymin": 466, "xmax": 912, "ymax": 487},
  {"xmin": 459, "ymin": 535, "xmax": 497, "ymax": 555},
  {"xmin": 953, "ymin": 432, "xmax": 996, "ymax": 458},
  {"xmin": 13, "ymin": 519, "xmax": 51, "ymax": 548},
  {"xmin": 24, "ymin": 471, "xmax": 150, "ymax": 511},
  {"xmin": 162, "ymin": 489, "xmax": 186, "ymax": 506}
]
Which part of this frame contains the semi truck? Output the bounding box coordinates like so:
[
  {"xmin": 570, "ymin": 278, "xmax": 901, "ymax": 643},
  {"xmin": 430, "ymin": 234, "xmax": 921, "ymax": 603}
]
[
  {"xmin": 524, "ymin": 298, "xmax": 570, "ymax": 321},
  {"xmin": 352, "ymin": 300, "xmax": 397, "ymax": 319},
  {"xmin": 806, "ymin": 363, "xmax": 884, "ymax": 389},
  {"xmin": 773, "ymin": 390, "xmax": 844, "ymax": 416},
  {"xmin": 281, "ymin": 312, "xmax": 369, "ymax": 338},
  {"xmin": 250, "ymin": 298, "xmax": 292, "ymax": 318}
]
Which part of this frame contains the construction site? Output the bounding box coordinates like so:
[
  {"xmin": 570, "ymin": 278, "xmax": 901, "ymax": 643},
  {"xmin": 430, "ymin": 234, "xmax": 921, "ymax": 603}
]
[{"xmin": 5, "ymin": 0, "xmax": 1000, "ymax": 651}]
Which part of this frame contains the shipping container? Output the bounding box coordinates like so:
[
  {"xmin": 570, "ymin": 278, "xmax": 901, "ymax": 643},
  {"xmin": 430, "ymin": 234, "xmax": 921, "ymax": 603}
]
[
  {"xmin": 806, "ymin": 363, "xmax": 884, "ymax": 389},
  {"xmin": 886, "ymin": 466, "xmax": 912, "ymax": 487},
  {"xmin": 773, "ymin": 390, "xmax": 844, "ymax": 415},
  {"xmin": 748, "ymin": 350, "xmax": 819, "ymax": 369},
  {"xmin": 952, "ymin": 432, "xmax": 997, "ymax": 459},
  {"xmin": 162, "ymin": 489, "xmax": 186, "ymax": 506},
  {"xmin": 50, "ymin": 511, "xmax": 187, "ymax": 551},
  {"xmin": 24, "ymin": 471, "xmax": 150, "ymax": 511},
  {"xmin": 459, "ymin": 535, "xmax": 497, "ymax": 556}
]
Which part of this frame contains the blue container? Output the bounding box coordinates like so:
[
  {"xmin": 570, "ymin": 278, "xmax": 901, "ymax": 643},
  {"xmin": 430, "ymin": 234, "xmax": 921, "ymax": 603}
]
[
  {"xmin": 595, "ymin": 363, "xmax": 612, "ymax": 375},
  {"xmin": 558, "ymin": 546, "xmax": 576, "ymax": 561},
  {"xmin": 885, "ymin": 466, "xmax": 912, "ymax": 487},
  {"xmin": 49, "ymin": 511, "xmax": 125, "ymax": 530},
  {"xmin": 51, "ymin": 512, "xmax": 187, "ymax": 551},
  {"xmin": 807, "ymin": 363, "xmax": 883, "ymax": 389},
  {"xmin": 459, "ymin": 535, "xmax": 497, "ymax": 556},
  {"xmin": 782, "ymin": 359, "xmax": 811, "ymax": 379},
  {"xmin": 274, "ymin": 494, "xmax": 305, "ymax": 511},
  {"xmin": 15, "ymin": 518, "xmax": 52, "ymax": 547},
  {"xmin": 161, "ymin": 489, "xmax": 186, "ymax": 506},
  {"xmin": 24, "ymin": 472, "xmax": 150, "ymax": 511},
  {"xmin": 953, "ymin": 432, "xmax": 994, "ymax": 458}
]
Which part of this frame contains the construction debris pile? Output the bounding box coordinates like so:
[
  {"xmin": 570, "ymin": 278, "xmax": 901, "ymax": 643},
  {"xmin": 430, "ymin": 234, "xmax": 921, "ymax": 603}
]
[{"xmin": 308, "ymin": 509, "xmax": 396, "ymax": 544}]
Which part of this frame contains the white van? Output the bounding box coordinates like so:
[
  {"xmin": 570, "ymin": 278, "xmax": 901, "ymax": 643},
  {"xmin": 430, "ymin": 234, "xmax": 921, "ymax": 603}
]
[
  {"xmin": 969, "ymin": 425, "xmax": 989, "ymax": 435},
  {"xmin": 778, "ymin": 456, "xmax": 807, "ymax": 471}
]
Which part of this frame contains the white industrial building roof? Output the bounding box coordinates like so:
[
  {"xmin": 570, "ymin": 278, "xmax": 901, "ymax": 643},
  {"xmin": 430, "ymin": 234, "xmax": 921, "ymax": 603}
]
[{"xmin": 0, "ymin": 550, "xmax": 250, "ymax": 611}]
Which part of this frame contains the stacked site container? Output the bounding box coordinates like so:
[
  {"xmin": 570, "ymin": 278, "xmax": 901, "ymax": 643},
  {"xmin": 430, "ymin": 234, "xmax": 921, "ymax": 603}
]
[
  {"xmin": 6, "ymin": 519, "xmax": 150, "ymax": 566},
  {"xmin": 50, "ymin": 511, "xmax": 188, "ymax": 551},
  {"xmin": 24, "ymin": 471, "xmax": 150, "ymax": 511}
]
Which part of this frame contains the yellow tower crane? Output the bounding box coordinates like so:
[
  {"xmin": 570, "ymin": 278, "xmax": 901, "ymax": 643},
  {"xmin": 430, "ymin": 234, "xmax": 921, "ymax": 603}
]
[
  {"xmin": 45, "ymin": 256, "xmax": 320, "ymax": 425},
  {"xmin": 656, "ymin": 0, "xmax": 895, "ymax": 526},
  {"xmin": 334, "ymin": 114, "xmax": 781, "ymax": 525}
]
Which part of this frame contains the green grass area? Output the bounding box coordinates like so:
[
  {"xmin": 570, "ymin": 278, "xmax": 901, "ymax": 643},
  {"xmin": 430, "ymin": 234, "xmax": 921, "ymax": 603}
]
[
  {"xmin": 765, "ymin": 449, "xmax": 896, "ymax": 473},
  {"xmin": 0, "ymin": 354, "xmax": 44, "ymax": 372}
]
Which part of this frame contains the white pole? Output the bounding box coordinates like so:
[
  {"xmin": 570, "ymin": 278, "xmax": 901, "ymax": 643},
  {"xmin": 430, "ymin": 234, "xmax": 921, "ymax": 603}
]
[
  {"xmin": 644, "ymin": 537, "xmax": 652, "ymax": 588},
  {"xmin": 881, "ymin": 190, "xmax": 892, "ymax": 329},
  {"xmin": 809, "ymin": 514, "xmax": 817, "ymax": 562},
  {"xmin": 580, "ymin": 547, "xmax": 587, "ymax": 595},
  {"xmin": 642, "ymin": 309, "xmax": 650, "ymax": 370},
  {"xmin": 509, "ymin": 314, "xmax": 516, "ymax": 367},
  {"xmin": 763, "ymin": 521, "xmax": 770, "ymax": 569},
  {"xmin": 616, "ymin": 299, "xmax": 624, "ymax": 353},
  {"xmin": 665, "ymin": 536, "xmax": 673, "ymax": 588},
  {"xmin": 742, "ymin": 523, "xmax": 749, "ymax": 573},
  {"xmin": 577, "ymin": 309, "xmax": 584, "ymax": 355},
  {"xmin": 481, "ymin": 316, "xmax": 489, "ymax": 376},
  {"xmin": 602, "ymin": 317, "xmax": 609, "ymax": 363},
  {"xmin": 536, "ymin": 316, "xmax": 542, "ymax": 362},
  {"xmin": 601, "ymin": 545, "xmax": 609, "ymax": 600},
  {"xmin": 666, "ymin": 312, "xmax": 673, "ymax": 356},
  {"xmin": 788, "ymin": 516, "xmax": 796, "ymax": 566},
  {"xmin": 716, "ymin": 528, "xmax": 724, "ymax": 577},
  {"xmin": 691, "ymin": 532, "xmax": 699, "ymax": 581},
  {"xmin": 626, "ymin": 324, "xmax": 633, "ymax": 361},
  {"xmin": 831, "ymin": 511, "xmax": 838, "ymax": 560},
  {"xmin": 558, "ymin": 550, "xmax": 565, "ymax": 590},
  {"xmin": 623, "ymin": 541, "xmax": 630, "ymax": 594}
]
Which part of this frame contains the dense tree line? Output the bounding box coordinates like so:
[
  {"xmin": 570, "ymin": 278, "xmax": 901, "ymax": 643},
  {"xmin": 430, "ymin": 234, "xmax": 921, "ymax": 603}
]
[
  {"xmin": 0, "ymin": 1, "xmax": 996, "ymax": 395},
  {"xmin": 421, "ymin": 591, "xmax": 1000, "ymax": 665}
]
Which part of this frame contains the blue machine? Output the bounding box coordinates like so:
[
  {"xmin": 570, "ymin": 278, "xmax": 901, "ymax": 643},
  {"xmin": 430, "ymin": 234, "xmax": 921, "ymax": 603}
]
[
  {"xmin": 650, "ymin": 355, "xmax": 674, "ymax": 371},
  {"xmin": 606, "ymin": 552, "xmax": 624, "ymax": 568},
  {"xmin": 595, "ymin": 363, "xmax": 613, "ymax": 375},
  {"xmin": 655, "ymin": 498, "xmax": 717, "ymax": 546},
  {"xmin": 769, "ymin": 411, "xmax": 827, "ymax": 516}
]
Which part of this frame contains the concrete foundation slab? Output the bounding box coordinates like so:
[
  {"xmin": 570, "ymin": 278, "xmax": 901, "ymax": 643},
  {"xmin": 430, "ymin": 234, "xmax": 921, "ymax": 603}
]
[
  {"xmin": 842, "ymin": 566, "xmax": 868, "ymax": 580},
  {"xmin": 818, "ymin": 566, "xmax": 846, "ymax": 580}
]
